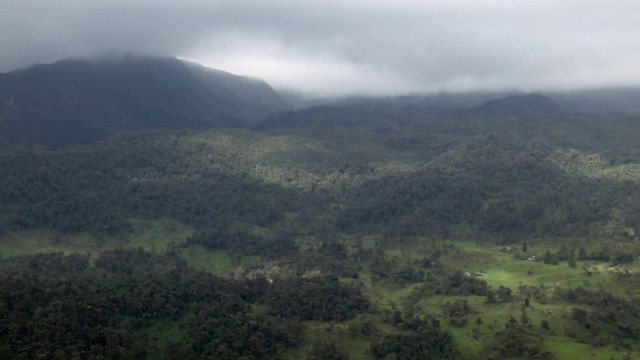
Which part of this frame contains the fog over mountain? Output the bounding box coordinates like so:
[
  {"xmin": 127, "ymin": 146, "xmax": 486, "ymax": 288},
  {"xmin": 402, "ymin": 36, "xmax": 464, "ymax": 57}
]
[{"xmin": 2, "ymin": 1, "xmax": 640, "ymax": 97}]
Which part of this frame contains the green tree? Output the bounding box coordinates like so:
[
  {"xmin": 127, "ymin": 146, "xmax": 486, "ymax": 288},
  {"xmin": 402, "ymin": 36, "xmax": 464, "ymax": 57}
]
[
  {"xmin": 578, "ymin": 247, "xmax": 588, "ymax": 261},
  {"xmin": 541, "ymin": 320, "xmax": 550, "ymax": 330},
  {"xmin": 568, "ymin": 249, "xmax": 577, "ymax": 268}
]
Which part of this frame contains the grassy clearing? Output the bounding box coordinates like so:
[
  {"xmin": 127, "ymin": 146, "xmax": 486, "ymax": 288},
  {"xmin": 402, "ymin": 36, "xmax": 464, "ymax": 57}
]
[
  {"xmin": 363, "ymin": 238, "xmax": 640, "ymax": 359},
  {"xmin": 0, "ymin": 219, "xmax": 193, "ymax": 259},
  {"xmin": 126, "ymin": 219, "xmax": 193, "ymax": 252},
  {"xmin": 437, "ymin": 239, "xmax": 640, "ymax": 291},
  {"xmin": 179, "ymin": 245, "xmax": 236, "ymax": 273},
  {"xmin": 481, "ymin": 261, "xmax": 584, "ymax": 289},
  {"xmin": 0, "ymin": 230, "xmax": 97, "ymax": 257},
  {"xmin": 543, "ymin": 337, "xmax": 632, "ymax": 360}
]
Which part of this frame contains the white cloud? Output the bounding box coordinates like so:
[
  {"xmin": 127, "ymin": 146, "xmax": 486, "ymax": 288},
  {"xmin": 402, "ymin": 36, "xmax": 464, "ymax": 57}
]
[{"xmin": 3, "ymin": 0, "xmax": 640, "ymax": 96}]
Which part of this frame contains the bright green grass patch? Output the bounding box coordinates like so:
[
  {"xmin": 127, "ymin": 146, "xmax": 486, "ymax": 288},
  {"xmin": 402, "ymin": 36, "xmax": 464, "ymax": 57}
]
[
  {"xmin": 435, "ymin": 240, "xmax": 625, "ymax": 290},
  {"xmin": 481, "ymin": 262, "xmax": 580, "ymax": 289}
]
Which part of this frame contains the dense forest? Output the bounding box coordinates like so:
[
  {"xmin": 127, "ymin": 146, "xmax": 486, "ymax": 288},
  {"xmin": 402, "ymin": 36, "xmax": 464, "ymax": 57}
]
[
  {"xmin": 1, "ymin": 106, "xmax": 638, "ymax": 243},
  {"xmin": 1, "ymin": 89, "xmax": 640, "ymax": 359}
]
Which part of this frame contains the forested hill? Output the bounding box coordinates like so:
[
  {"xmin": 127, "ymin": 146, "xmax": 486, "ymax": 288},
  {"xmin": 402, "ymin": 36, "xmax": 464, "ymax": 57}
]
[
  {"xmin": 0, "ymin": 55, "xmax": 291, "ymax": 148},
  {"xmin": 1, "ymin": 104, "xmax": 639, "ymax": 243},
  {"xmin": 466, "ymin": 94, "xmax": 568, "ymax": 121},
  {"xmin": 2, "ymin": 94, "xmax": 640, "ymax": 358}
]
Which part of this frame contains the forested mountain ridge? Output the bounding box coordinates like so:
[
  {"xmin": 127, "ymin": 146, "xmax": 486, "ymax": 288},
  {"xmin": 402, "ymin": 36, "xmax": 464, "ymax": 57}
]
[
  {"xmin": 288, "ymin": 88, "xmax": 640, "ymax": 119},
  {"xmin": 0, "ymin": 55, "xmax": 291, "ymax": 148},
  {"xmin": 1, "ymin": 104, "xmax": 638, "ymax": 242}
]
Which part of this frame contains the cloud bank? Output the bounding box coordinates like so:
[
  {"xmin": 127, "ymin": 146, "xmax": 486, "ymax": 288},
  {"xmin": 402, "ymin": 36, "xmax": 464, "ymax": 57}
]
[{"xmin": 2, "ymin": 0, "xmax": 640, "ymax": 97}]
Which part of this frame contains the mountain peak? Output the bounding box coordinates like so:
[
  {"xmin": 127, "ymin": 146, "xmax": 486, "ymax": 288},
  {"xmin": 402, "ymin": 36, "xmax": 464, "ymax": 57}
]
[{"xmin": 0, "ymin": 55, "xmax": 291, "ymax": 147}]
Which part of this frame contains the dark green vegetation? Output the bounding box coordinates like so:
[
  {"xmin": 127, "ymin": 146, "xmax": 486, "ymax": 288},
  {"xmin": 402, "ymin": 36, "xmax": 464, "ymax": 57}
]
[
  {"xmin": 2, "ymin": 74, "xmax": 640, "ymax": 359},
  {"xmin": 0, "ymin": 250, "xmax": 310, "ymax": 359},
  {"xmin": 0, "ymin": 55, "xmax": 291, "ymax": 147}
]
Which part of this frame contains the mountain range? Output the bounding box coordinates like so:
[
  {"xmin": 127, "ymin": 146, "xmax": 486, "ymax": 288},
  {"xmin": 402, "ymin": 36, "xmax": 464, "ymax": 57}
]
[{"xmin": 3, "ymin": 54, "xmax": 640, "ymax": 149}]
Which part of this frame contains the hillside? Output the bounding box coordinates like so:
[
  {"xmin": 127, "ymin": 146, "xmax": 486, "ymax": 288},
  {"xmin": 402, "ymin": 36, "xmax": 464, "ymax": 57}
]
[
  {"xmin": 0, "ymin": 55, "xmax": 291, "ymax": 147},
  {"xmin": 1, "ymin": 93, "xmax": 640, "ymax": 358}
]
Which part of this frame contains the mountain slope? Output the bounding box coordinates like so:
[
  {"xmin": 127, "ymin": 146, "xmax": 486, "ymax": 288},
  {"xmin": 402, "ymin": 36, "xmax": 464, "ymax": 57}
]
[
  {"xmin": 1, "ymin": 103, "xmax": 640, "ymax": 359},
  {"xmin": 468, "ymin": 93, "xmax": 567, "ymax": 121},
  {"xmin": 549, "ymin": 87, "xmax": 640, "ymax": 115},
  {"xmin": 0, "ymin": 55, "xmax": 291, "ymax": 147}
]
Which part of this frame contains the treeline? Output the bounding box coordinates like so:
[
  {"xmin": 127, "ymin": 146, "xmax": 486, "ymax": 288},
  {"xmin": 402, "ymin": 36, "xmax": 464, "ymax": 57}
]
[
  {"xmin": 186, "ymin": 229, "xmax": 299, "ymax": 260},
  {"xmin": 518, "ymin": 244, "xmax": 638, "ymax": 267},
  {"xmin": 0, "ymin": 249, "xmax": 369, "ymax": 359}
]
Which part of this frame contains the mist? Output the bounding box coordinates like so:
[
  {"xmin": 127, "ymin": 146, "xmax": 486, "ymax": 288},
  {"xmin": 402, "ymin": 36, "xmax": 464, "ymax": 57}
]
[{"xmin": 2, "ymin": 0, "xmax": 640, "ymax": 97}]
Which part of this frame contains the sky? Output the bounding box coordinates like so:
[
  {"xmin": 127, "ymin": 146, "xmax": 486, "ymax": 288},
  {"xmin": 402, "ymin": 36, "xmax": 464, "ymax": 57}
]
[{"xmin": 2, "ymin": 0, "xmax": 640, "ymax": 97}]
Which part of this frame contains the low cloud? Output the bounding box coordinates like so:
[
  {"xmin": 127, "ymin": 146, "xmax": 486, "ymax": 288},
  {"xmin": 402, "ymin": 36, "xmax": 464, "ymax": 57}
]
[{"xmin": 2, "ymin": 0, "xmax": 640, "ymax": 97}]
